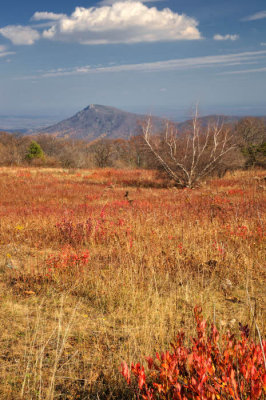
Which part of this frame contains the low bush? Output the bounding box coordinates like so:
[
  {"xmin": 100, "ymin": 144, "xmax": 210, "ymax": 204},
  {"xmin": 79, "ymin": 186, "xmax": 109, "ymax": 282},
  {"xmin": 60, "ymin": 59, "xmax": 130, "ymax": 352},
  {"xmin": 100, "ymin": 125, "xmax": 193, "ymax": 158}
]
[{"xmin": 121, "ymin": 306, "xmax": 266, "ymax": 400}]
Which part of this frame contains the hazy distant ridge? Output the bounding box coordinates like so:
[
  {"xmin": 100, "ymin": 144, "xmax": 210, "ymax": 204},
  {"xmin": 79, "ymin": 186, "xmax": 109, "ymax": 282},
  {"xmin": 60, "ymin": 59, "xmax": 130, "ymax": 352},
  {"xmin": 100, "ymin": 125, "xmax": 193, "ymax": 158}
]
[
  {"xmin": 2, "ymin": 105, "xmax": 265, "ymax": 139},
  {"xmin": 39, "ymin": 104, "xmax": 165, "ymax": 140}
]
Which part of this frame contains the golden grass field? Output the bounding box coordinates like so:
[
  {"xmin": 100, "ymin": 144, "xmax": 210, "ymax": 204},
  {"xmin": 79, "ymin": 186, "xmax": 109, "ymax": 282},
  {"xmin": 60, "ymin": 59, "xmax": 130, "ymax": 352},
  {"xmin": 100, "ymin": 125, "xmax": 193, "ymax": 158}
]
[{"xmin": 0, "ymin": 167, "xmax": 265, "ymax": 399}]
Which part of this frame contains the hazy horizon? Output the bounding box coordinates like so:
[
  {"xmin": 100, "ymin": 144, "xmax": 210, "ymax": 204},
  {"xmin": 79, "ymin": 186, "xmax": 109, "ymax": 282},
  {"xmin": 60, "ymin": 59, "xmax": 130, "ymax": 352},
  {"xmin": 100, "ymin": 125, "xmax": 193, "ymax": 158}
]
[{"xmin": 1, "ymin": 102, "xmax": 266, "ymax": 131}]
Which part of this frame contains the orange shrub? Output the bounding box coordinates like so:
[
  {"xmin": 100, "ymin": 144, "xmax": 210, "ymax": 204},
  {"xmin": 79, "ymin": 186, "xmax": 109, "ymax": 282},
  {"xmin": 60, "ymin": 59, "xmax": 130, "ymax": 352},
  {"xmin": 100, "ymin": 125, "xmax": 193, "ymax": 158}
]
[
  {"xmin": 45, "ymin": 246, "xmax": 90, "ymax": 279},
  {"xmin": 121, "ymin": 307, "xmax": 266, "ymax": 400}
]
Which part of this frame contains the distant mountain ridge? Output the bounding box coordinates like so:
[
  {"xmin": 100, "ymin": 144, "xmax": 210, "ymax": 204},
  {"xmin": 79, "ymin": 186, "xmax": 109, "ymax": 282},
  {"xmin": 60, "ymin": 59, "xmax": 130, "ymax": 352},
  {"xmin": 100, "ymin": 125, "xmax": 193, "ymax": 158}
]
[
  {"xmin": 176, "ymin": 114, "xmax": 244, "ymax": 130},
  {"xmin": 38, "ymin": 104, "xmax": 165, "ymax": 140},
  {"xmin": 39, "ymin": 104, "xmax": 256, "ymax": 141},
  {"xmin": 3, "ymin": 105, "xmax": 265, "ymax": 140}
]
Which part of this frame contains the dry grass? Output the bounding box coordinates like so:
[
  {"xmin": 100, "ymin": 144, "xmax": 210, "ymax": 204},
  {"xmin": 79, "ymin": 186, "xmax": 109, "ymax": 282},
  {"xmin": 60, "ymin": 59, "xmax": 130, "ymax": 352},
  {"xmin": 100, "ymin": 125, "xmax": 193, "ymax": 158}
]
[{"xmin": 0, "ymin": 166, "xmax": 265, "ymax": 399}]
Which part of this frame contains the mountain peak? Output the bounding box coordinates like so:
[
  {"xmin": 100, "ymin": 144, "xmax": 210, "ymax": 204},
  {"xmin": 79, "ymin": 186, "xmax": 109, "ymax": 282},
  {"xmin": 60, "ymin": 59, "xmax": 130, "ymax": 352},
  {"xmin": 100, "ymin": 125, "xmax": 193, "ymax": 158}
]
[
  {"xmin": 39, "ymin": 104, "xmax": 164, "ymax": 140},
  {"xmin": 83, "ymin": 104, "xmax": 122, "ymax": 113}
]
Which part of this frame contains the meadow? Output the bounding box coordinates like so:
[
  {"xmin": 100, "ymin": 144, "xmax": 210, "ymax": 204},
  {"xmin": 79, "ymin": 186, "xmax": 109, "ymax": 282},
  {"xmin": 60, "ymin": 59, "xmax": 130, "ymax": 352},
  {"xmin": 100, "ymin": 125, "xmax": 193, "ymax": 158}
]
[{"xmin": 0, "ymin": 166, "xmax": 265, "ymax": 399}]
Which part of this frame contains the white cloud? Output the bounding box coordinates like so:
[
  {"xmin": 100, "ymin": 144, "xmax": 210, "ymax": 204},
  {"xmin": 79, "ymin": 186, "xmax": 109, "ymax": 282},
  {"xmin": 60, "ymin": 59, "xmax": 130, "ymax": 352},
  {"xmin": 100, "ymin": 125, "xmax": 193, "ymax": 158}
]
[
  {"xmin": 31, "ymin": 12, "xmax": 67, "ymax": 21},
  {"xmin": 99, "ymin": 0, "xmax": 164, "ymax": 4},
  {"xmin": 0, "ymin": 45, "xmax": 15, "ymax": 58},
  {"xmin": 218, "ymin": 67, "xmax": 266, "ymax": 75},
  {"xmin": 213, "ymin": 34, "xmax": 239, "ymax": 41},
  {"xmin": 261, "ymin": 42, "xmax": 266, "ymax": 46},
  {"xmin": 19, "ymin": 50, "xmax": 266, "ymax": 79},
  {"xmin": 0, "ymin": 25, "xmax": 40, "ymax": 45},
  {"xmin": 242, "ymin": 10, "xmax": 266, "ymax": 21},
  {"xmin": 42, "ymin": 2, "xmax": 201, "ymax": 44}
]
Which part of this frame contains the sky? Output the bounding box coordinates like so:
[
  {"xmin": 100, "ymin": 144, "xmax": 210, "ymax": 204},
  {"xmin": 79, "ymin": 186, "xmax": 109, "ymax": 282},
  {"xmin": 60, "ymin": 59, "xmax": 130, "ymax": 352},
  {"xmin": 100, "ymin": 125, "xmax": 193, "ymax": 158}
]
[{"xmin": 0, "ymin": 0, "xmax": 266, "ymax": 121}]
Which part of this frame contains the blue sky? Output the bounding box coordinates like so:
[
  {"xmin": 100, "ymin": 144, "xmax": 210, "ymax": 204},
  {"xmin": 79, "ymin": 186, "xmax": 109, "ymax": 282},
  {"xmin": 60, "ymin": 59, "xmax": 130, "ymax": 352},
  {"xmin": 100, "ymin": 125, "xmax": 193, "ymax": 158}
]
[{"xmin": 0, "ymin": 0, "xmax": 266, "ymax": 120}]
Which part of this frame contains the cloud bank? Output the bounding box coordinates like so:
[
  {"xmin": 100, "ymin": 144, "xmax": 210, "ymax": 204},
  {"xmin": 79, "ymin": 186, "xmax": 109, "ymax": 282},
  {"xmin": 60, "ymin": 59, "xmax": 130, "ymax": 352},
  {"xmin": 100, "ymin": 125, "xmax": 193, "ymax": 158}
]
[
  {"xmin": 41, "ymin": 2, "xmax": 201, "ymax": 44},
  {"xmin": 0, "ymin": 2, "xmax": 201, "ymax": 46}
]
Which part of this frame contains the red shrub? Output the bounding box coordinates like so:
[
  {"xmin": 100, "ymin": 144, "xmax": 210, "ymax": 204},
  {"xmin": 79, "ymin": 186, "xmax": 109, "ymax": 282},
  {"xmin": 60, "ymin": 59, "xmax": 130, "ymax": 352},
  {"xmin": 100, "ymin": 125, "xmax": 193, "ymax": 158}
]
[
  {"xmin": 45, "ymin": 246, "xmax": 90, "ymax": 279},
  {"xmin": 121, "ymin": 307, "xmax": 266, "ymax": 399}
]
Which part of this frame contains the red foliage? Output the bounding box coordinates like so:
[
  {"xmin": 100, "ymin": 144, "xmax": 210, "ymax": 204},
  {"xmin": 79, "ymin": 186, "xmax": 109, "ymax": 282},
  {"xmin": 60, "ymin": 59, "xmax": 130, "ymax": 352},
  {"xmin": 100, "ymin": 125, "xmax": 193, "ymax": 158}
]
[
  {"xmin": 56, "ymin": 215, "xmax": 94, "ymax": 246},
  {"xmin": 121, "ymin": 307, "xmax": 266, "ymax": 399},
  {"xmin": 224, "ymin": 224, "xmax": 264, "ymax": 242},
  {"xmin": 55, "ymin": 206, "xmax": 134, "ymax": 249},
  {"xmin": 45, "ymin": 246, "xmax": 90, "ymax": 278}
]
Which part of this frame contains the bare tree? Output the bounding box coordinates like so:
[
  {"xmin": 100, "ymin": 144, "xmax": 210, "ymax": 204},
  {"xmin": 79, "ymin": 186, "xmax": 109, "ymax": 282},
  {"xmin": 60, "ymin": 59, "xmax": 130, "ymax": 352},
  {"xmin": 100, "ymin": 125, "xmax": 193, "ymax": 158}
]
[
  {"xmin": 91, "ymin": 139, "xmax": 113, "ymax": 168},
  {"xmin": 234, "ymin": 117, "xmax": 266, "ymax": 168},
  {"xmin": 143, "ymin": 110, "xmax": 236, "ymax": 188}
]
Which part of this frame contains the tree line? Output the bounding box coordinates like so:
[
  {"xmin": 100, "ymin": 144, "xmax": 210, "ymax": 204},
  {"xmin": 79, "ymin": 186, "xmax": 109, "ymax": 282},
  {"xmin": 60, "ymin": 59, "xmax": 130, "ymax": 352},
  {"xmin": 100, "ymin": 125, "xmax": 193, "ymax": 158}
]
[{"xmin": 0, "ymin": 116, "xmax": 265, "ymax": 186}]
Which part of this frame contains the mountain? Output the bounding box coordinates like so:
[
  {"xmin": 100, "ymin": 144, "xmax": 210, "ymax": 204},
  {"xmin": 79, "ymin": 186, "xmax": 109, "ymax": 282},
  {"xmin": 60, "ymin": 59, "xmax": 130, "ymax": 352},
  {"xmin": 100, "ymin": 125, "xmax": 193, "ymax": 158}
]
[
  {"xmin": 176, "ymin": 115, "xmax": 243, "ymax": 130},
  {"xmin": 24, "ymin": 105, "xmax": 266, "ymax": 141},
  {"xmin": 38, "ymin": 104, "xmax": 165, "ymax": 140}
]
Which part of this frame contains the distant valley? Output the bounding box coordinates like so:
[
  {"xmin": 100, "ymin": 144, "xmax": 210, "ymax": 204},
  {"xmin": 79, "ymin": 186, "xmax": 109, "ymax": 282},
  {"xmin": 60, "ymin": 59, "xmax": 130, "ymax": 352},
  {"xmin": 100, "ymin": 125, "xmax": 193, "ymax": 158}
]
[{"xmin": 0, "ymin": 115, "xmax": 61, "ymax": 133}]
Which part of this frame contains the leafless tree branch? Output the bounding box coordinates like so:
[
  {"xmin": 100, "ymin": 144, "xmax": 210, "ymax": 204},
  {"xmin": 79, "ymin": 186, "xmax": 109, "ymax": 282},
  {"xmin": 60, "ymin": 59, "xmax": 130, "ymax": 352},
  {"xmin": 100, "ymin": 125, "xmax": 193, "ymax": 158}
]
[{"xmin": 143, "ymin": 111, "xmax": 236, "ymax": 188}]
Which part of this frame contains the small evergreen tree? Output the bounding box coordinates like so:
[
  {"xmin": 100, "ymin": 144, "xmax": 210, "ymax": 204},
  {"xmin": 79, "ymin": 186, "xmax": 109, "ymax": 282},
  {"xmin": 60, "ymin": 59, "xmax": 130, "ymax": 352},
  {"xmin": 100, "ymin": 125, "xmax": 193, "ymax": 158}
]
[{"xmin": 26, "ymin": 141, "xmax": 44, "ymax": 162}]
